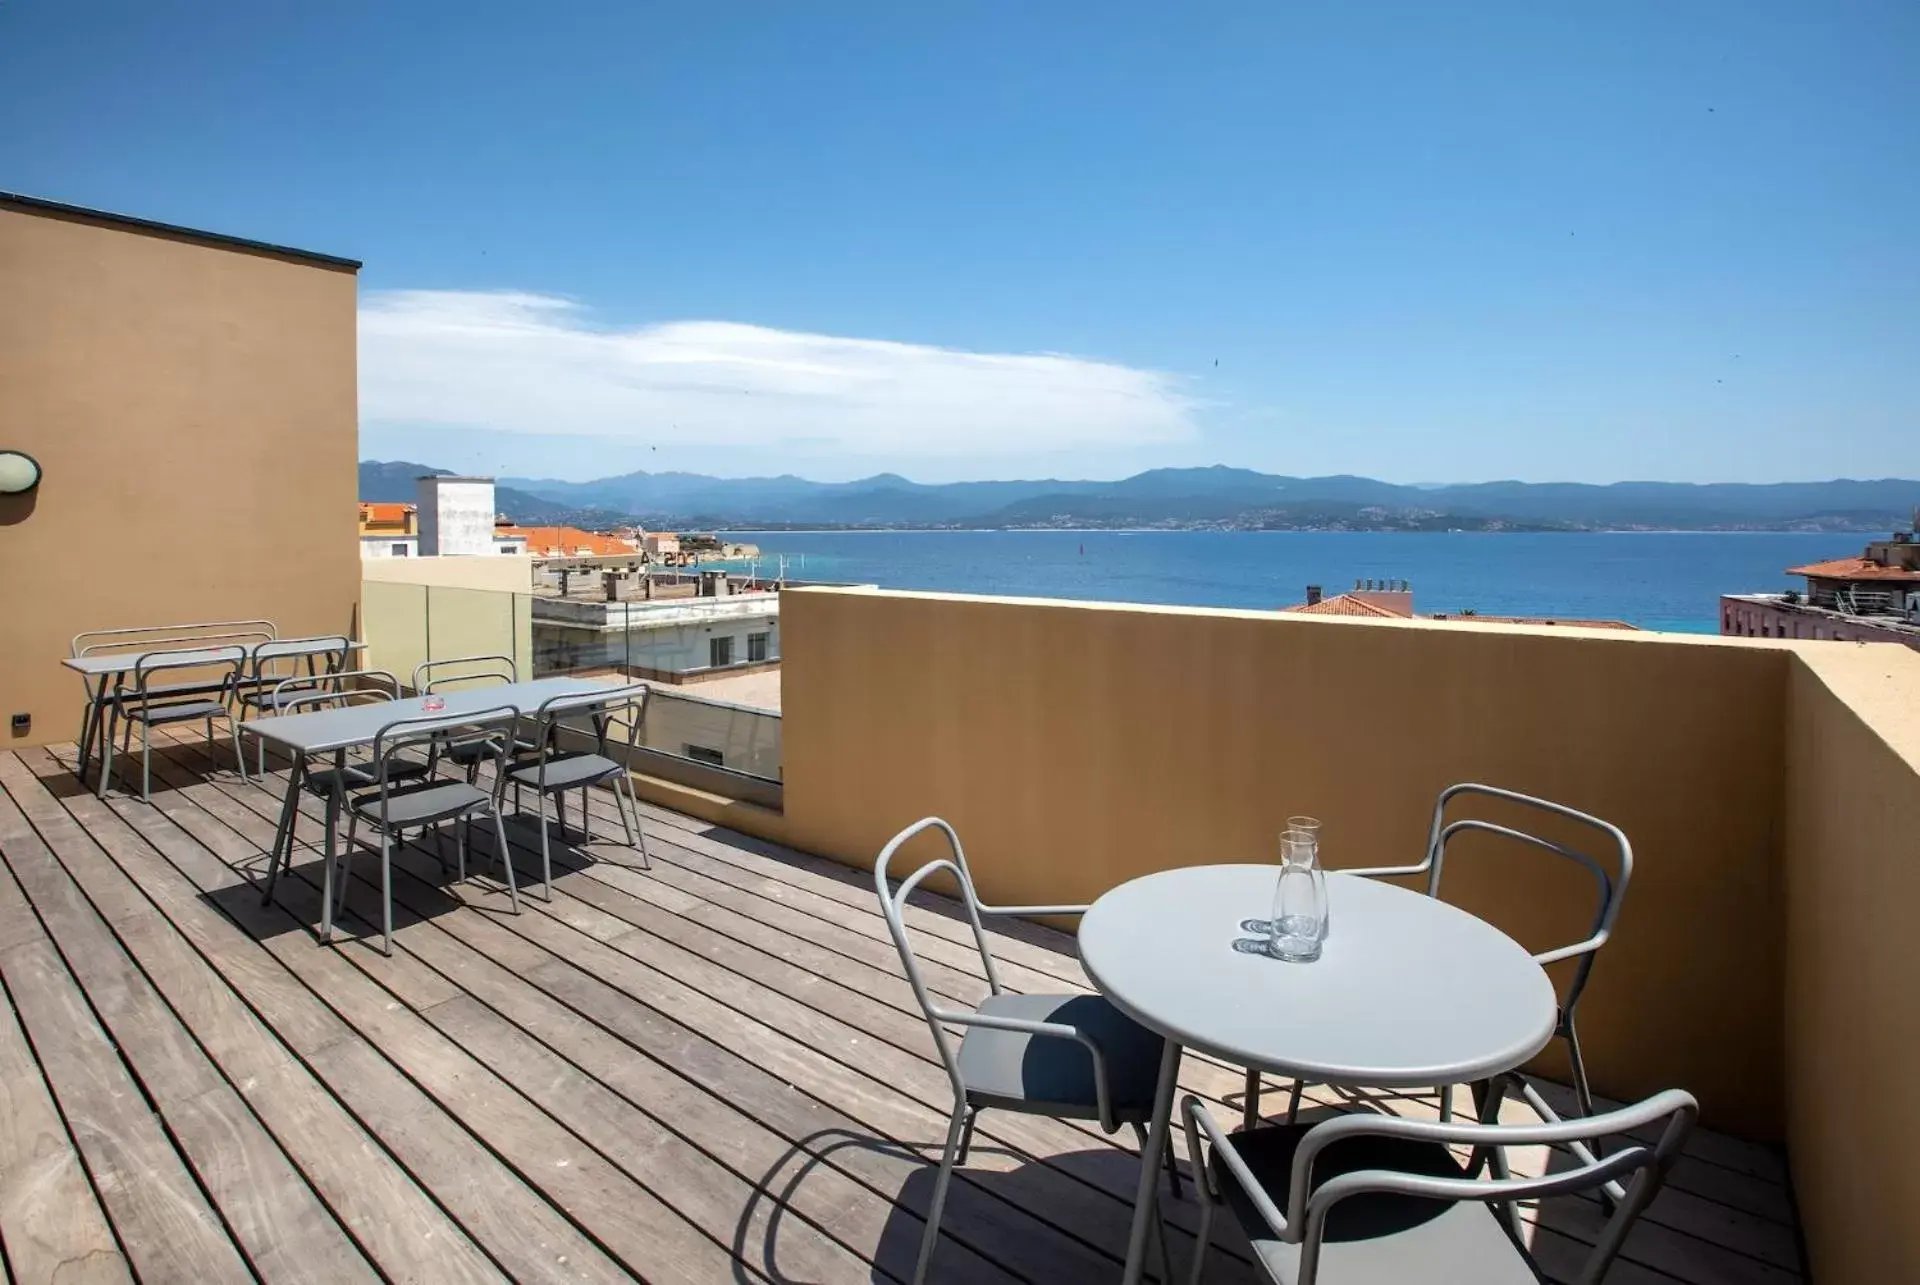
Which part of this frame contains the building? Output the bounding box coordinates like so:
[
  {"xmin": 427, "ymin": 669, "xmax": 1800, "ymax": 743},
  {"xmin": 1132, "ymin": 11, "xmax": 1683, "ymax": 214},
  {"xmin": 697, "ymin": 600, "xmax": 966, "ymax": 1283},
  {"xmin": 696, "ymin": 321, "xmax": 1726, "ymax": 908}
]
[
  {"xmin": 531, "ymin": 592, "xmax": 780, "ymax": 682},
  {"xmin": 359, "ymin": 479, "xmax": 526, "ymax": 558},
  {"xmin": 357, "ymin": 501, "xmax": 418, "ymax": 558},
  {"xmin": 642, "ymin": 531, "xmax": 680, "ymax": 560},
  {"xmin": 499, "ymin": 524, "xmax": 640, "ymax": 558},
  {"xmin": 0, "ymin": 191, "xmax": 360, "ymax": 740},
  {"xmin": 1721, "ymin": 520, "xmax": 1920, "ymax": 649},
  {"xmin": 419, "ymin": 475, "xmax": 510, "ymax": 555},
  {"xmin": 1283, "ymin": 579, "xmax": 1638, "ymax": 630}
]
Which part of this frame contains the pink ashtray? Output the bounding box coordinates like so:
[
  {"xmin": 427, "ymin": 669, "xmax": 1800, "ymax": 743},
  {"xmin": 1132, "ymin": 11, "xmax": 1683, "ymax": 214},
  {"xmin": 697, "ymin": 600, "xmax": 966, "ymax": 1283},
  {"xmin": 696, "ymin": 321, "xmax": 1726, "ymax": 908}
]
[{"xmin": 421, "ymin": 694, "xmax": 446, "ymax": 713}]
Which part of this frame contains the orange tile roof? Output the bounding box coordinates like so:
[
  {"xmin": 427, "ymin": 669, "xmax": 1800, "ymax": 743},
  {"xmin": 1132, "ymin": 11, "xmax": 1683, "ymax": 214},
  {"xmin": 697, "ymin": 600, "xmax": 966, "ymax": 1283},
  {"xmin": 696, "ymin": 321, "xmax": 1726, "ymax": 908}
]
[
  {"xmin": 358, "ymin": 502, "xmax": 414, "ymax": 524},
  {"xmin": 1786, "ymin": 557, "xmax": 1920, "ymax": 582},
  {"xmin": 496, "ymin": 525, "xmax": 638, "ymax": 557},
  {"xmin": 1282, "ymin": 594, "xmax": 1405, "ymax": 618}
]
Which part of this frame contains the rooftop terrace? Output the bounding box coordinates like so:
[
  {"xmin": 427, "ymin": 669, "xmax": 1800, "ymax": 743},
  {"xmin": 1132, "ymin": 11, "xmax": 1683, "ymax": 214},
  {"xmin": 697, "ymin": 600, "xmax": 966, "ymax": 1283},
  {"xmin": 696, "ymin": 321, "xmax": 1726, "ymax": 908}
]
[{"xmin": 0, "ymin": 728, "xmax": 1802, "ymax": 1283}]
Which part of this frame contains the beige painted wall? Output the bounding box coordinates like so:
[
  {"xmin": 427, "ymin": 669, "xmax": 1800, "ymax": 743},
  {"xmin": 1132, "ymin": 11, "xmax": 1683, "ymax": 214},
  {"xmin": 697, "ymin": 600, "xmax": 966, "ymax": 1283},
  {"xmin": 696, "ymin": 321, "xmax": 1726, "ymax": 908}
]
[
  {"xmin": 360, "ymin": 580, "xmax": 535, "ymax": 691},
  {"xmin": 780, "ymin": 587, "xmax": 1792, "ymax": 1137},
  {"xmin": 361, "ymin": 553, "xmax": 534, "ymax": 592},
  {"xmin": 0, "ymin": 200, "xmax": 360, "ymax": 746},
  {"xmin": 1782, "ymin": 644, "xmax": 1920, "ymax": 1284}
]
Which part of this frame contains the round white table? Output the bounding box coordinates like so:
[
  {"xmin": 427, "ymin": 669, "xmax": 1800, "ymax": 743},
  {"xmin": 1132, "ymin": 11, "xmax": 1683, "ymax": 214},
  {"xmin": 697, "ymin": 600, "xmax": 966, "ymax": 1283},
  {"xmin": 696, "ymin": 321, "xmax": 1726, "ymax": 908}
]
[{"xmin": 1080, "ymin": 865, "xmax": 1557, "ymax": 1285}]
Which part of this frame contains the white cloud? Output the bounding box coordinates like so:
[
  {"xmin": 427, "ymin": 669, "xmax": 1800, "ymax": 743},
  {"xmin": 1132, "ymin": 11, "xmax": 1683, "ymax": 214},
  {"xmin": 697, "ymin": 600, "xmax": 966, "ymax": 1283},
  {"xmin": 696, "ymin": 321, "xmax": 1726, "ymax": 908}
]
[{"xmin": 358, "ymin": 290, "xmax": 1198, "ymax": 459}]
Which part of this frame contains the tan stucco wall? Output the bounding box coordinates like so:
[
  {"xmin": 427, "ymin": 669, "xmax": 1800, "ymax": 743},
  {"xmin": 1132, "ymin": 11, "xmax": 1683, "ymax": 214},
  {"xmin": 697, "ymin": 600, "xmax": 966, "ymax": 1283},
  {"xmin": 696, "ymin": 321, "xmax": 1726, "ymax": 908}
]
[
  {"xmin": 1782, "ymin": 644, "xmax": 1920, "ymax": 1284},
  {"xmin": 361, "ymin": 553, "xmax": 535, "ymax": 592},
  {"xmin": 780, "ymin": 587, "xmax": 1792, "ymax": 1137},
  {"xmin": 0, "ymin": 201, "xmax": 360, "ymax": 746}
]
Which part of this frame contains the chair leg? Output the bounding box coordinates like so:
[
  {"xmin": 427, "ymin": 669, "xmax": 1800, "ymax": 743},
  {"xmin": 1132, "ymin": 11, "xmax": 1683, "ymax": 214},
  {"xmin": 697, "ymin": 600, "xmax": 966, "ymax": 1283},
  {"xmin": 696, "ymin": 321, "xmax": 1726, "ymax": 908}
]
[
  {"xmin": 623, "ymin": 775, "xmax": 650, "ymax": 869},
  {"xmin": 913, "ymin": 1108, "xmax": 970, "ymax": 1285},
  {"xmin": 612, "ymin": 776, "xmax": 637, "ymax": 846},
  {"xmin": 1188, "ymin": 1191, "xmax": 1216, "ymax": 1285},
  {"xmin": 537, "ymin": 799, "xmax": 554, "ymax": 902},
  {"xmin": 1164, "ymin": 1125, "xmax": 1184, "ymax": 1200},
  {"xmin": 1150, "ymin": 1190, "xmax": 1176, "ymax": 1285},
  {"xmin": 97, "ymin": 704, "xmax": 117, "ymax": 800},
  {"xmin": 1131, "ymin": 1123, "xmax": 1178, "ymax": 1282},
  {"xmin": 320, "ymin": 794, "xmax": 338, "ymax": 943},
  {"xmin": 491, "ymin": 809, "xmax": 520, "ymax": 913},
  {"xmin": 580, "ymin": 788, "xmax": 591, "ymax": 842},
  {"xmin": 1285, "ymin": 1079, "xmax": 1304, "ymax": 1124},
  {"xmin": 457, "ymin": 818, "xmax": 469, "ymax": 883},
  {"xmin": 228, "ymin": 714, "xmax": 248, "ymax": 784},
  {"xmin": 955, "ymin": 1107, "xmax": 977, "ymax": 1165},
  {"xmin": 379, "ymin": 831, "xmax": 394, "ymax": 957},
  {"xmin": 1567, "ymin": 1018, "xmax": 1596, "ymax": 1118},
  {"xmin": 1565, "ymin": 1018, "xmax": 1612, "ymax": 1212},
  {"xmin": 1242, "ymin": 1067, "xmax": 1261, "ymax": 1131},
  {"xmin": 338, "ymin": 811, "xmax": 359, "ymax": 917},
  {"xmin": 1439, "ymin": 1084, "xmax": 1454, "ymax": 1122},
  {"xmin": 140, "ymin": 721, "xmax": 153, "ymax": 803}
]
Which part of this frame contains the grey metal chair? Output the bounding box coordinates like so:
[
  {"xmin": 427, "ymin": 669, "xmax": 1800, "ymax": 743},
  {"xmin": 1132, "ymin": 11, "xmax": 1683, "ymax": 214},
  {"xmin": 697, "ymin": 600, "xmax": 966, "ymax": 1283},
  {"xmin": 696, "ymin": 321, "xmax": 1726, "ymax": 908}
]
[
  {"xmin": 240, "ymin": 635, "xmax": 354, "ymax": 773},
  {"xmin": 874, "ymin": 817, "xmax": 1182, "ymax": 1285},
  {"xmin": 336, "ymin": 707, "xmax": 523, "ymax": 955},
  {"xmin": 1182, "ymin": 1075, "xmax": 1697, "ymax": 1285},
  {"xmin": 412, "ymin": 655, "xmax": 541, "ymax": 784},
  {"xmin": 72, "ymin": 621, "xmax": 274, "ymax": 782},
  {"xmin": 100, "ymin": 647, "xmax": 249, "ymax": 801},
  {"xmin": 502, "ymin": 684, "xmax": 651, "ymax": 900},
  {"xmin": 256, "ymin": 670, "xmax": 435, "ymax": 909},
  {"xmin": 1246, "ymin": 784, "xmax": 1632, "ymax": 1129}
]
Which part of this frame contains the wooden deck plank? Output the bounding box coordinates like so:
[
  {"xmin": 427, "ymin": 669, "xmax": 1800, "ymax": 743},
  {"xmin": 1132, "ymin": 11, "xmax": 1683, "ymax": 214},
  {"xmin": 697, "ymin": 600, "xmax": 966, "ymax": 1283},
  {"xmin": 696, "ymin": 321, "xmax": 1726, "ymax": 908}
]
[
  {"xmin": 0, "ymin": 938, "xmax": 252, "ymax": 1284},
  {"xmin": 7, "ymin": 749, "xmax": 508, "ymax": 1285},
  {"xmin": 34, "ymin": 758, "xmax": 638, "ymax": 1284},
  {"xmin": 0, "ymin": 957, "xmax": 130, "ymax": 1284},
  {"xmin": 107, "ymin": 760, "xmax": 738, "ymax": 1285},
  {"xmin": 33, "ymin": 735, "xmax": 1799, "ymax": 1285},
  {"xmin": 0, "ymin": 780, "xmax": 378, "ymax": 1285}
]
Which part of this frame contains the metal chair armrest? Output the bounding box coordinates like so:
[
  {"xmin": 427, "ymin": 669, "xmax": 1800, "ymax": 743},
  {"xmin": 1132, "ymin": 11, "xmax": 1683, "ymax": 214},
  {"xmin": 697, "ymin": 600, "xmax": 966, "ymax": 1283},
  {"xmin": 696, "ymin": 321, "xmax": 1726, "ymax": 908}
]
[
  {"xmin": 1288, "ymin": 1081, "xmax": 1696, "ymax": 1213},
  {"xmin": 1334, "ymin": 861, "xmax": 1433, "ymax": 880},
  {"xmin": 1183, "ymin": 1097, "xmax": 1294, "ymax": 1238},
  {"xmin": 1532, "ymin": 937, "xmax": 1606, "ymax": 967},
  {"xmin": 972, "ymin": 901, "xmax": 1090, "ymax": 918},
  {"xmin": 1303, "ymin": 1145, "xmax": 1652, "ymax": 1227},
  {"xmin": 930, "ymin": 1005, "xmax": 1118, "ymax": 1132}
]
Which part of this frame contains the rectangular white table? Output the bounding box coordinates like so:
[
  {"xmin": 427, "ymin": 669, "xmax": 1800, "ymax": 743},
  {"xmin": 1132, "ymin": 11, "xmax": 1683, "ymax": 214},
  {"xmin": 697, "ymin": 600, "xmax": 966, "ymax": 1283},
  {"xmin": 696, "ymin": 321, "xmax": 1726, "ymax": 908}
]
[
  {"xmin": 242, "ymin": 676, "xmax": 618, "ymax": 943},
  {"xmin": 65, "ymin": 638, "xmax": 366, "ymax": 790}
]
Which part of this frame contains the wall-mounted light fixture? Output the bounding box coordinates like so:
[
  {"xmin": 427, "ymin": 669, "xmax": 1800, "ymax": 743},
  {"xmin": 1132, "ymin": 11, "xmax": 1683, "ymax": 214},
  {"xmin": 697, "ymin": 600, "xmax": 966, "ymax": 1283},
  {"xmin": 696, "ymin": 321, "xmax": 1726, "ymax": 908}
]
[{"xmin": 0, "ymin": 451, "xmax": 41, "ymax": 495}]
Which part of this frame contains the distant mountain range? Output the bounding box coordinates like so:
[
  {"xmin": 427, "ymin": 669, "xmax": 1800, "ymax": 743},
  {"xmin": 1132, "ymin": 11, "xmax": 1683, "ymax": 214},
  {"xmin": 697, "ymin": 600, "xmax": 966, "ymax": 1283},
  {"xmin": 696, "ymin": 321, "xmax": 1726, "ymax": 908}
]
[{"xmin": 360, "ymin": 460, "xmax": 1920, "ymax": 533}]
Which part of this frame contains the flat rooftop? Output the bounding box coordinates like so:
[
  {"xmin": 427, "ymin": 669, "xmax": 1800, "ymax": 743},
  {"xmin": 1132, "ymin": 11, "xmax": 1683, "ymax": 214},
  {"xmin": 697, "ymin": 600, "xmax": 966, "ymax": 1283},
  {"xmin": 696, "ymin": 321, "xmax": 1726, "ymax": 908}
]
[{"xmin": 1724, "ymin": 592, "xmax": 1920, "ymax": 639}]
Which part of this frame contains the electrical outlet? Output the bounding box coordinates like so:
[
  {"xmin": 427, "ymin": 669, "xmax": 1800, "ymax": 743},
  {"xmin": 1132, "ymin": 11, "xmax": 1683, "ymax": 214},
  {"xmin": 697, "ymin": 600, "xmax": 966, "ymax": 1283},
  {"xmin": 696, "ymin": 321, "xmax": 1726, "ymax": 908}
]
[{"xmin": 9, "ymin": 713, "xmax": 29, "ymax": 736}]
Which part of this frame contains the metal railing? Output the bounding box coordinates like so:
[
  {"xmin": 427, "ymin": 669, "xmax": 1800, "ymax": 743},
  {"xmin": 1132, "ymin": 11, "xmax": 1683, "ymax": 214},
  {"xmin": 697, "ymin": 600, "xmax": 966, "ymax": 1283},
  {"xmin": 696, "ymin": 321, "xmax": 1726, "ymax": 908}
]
[{"xmin": 361, "ymin": 581, "xmax": 782, "ymax": 800}]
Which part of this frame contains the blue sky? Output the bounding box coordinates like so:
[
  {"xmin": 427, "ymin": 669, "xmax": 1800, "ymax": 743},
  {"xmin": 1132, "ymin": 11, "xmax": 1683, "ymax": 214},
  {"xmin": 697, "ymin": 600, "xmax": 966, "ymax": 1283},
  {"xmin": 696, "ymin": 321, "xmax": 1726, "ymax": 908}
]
[{"xmin": 4, "ymin": 2, "xmax": 1915, "ymax": 484}]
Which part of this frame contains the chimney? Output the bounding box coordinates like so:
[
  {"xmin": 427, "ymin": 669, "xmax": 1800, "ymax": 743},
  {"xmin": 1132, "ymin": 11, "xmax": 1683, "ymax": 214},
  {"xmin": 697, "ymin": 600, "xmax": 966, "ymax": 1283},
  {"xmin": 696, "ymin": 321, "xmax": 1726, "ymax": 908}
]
[
  {"xmin": 1306, "ymin": 585, "xmax": 1323, "ymax": 606},
  {"xmin": 603, "ymin": 572, "xmax": 620, "ymax": 602}
]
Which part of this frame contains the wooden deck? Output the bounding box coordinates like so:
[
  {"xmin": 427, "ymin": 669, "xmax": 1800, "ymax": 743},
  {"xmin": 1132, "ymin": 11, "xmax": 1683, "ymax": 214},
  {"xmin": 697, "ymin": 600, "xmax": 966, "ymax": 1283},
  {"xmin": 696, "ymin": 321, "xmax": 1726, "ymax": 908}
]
[{"xmin": 0, "ymin": 732, "xmax": 1803, "ymax": 1284}]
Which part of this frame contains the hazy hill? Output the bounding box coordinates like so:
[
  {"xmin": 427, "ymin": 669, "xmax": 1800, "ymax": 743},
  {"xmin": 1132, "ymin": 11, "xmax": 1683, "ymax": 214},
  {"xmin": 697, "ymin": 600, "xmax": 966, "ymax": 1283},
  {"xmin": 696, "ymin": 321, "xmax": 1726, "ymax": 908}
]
[
  {"xmin": 360, "ymin": 460, "xmax": 1920, "ymax": 532},
  {"xmin": 357, "ymin": 460, "xmax": 586, "ymax": 524}
]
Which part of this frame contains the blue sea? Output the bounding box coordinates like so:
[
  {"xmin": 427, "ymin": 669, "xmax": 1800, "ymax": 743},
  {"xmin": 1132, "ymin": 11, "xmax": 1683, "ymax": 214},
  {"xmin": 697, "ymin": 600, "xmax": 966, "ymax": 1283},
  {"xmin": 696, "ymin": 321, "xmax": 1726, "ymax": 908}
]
[{"xmin": 720, "ymin": 530, "xmax": 1852, "ymax": 633}]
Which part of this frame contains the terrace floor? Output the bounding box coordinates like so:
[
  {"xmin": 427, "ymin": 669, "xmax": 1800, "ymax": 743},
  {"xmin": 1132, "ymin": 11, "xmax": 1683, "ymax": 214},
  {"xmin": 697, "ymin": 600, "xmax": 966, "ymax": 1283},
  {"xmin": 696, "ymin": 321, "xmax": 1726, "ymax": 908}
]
[{"xmin": 0, "ymin": 734, "xmax": 1803, "ymax": 1284}]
